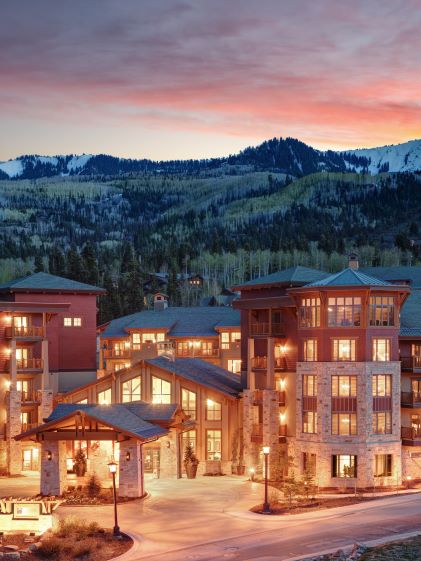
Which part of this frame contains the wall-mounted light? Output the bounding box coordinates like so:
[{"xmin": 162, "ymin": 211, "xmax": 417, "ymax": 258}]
[
  {"xmin": 47, "ymin": 450, "xmax": 52, "ymax": 461},
  {"xmin": 4, "ymin": 379, "xmax": 11, "ymax": 390},
  {"xmin": 279, "ymin": 412, "xmax": 287, "ymax": 424},
  {"xmin": 279, "ymin": 379, "xmax": 286, "ymax": 391},
  {"xmin": 280, "ymin": 345, "xmax": 287, "ymax": 355},
  {"xmin": 5, "ymin": 315, "xmax": 12, "ymax": 323},
  {"xmin": 124, "ymin": 341, "xmax": 130, "ymax": 349},
  {"xmin": 207, "ymin": 399, "xmax": 214, "ymax": 407},
  {"xmin": 126, "ymin": 451, "xmax": 131, "ymax": 461}
]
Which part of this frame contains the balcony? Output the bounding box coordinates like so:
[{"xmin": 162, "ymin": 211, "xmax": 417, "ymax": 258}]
[
  {"xmin": 251, "ymin": 356, "xmax": 267, "ymax": 370},
  {"xmin": 401, "ymin": 356, "xmax": 421, "ymax": 372},
  {"xmin": 5, "ymin": 326, "xmax": 45, "ymax": 339},
  {"xmin": 176, "ymin": 348, "xmax": 219, "ymax": 358},
  {"xmin": 251, "ymin": 423, "xmax": 263, "ymax": 443},
  {"xmin": 401, "ymin": 426, "xmax": 421, "ymax": 445},
  {"xmin": 250, "ymin": 323, "xmax": 284, "ymax": 337},
  {"xmin": 401, "ymin": 391, "xmax": 421, "ymax": 408},
  {"xmin": 277, "ymin": 390, "xmax": 286, "ymax": 406},
  {"xmin": 104, "ymin": 348, "xmax": 131, "ymax": 359},
  {"xmin": 17, "ymin": 358, "xmax": 43, "ymax": 371},
  {"xmin": 20, "ymin": 390, "xmax": 40, "ymax": 403}
]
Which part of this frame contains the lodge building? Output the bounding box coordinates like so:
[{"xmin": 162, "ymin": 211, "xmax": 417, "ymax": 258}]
[{"xmin": 8, "ymin": 259, "xmax": 421, "ymax": 495}]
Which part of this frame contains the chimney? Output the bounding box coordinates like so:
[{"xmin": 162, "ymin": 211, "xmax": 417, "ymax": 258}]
[
  {"xmin": 348, "ymin": 252, "xmax": 359, "ymax": 270},
  {"xmin": 154, "ymin": 292, "xmax": 168, "ymax": 311}
]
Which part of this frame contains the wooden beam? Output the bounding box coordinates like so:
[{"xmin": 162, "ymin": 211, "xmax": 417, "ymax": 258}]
[{"xmin": 36, "ymin": 431, "xmax": 124, "ymax": 441}]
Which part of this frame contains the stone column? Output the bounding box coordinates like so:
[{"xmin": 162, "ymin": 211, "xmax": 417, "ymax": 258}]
[
  {"xmin": 242, "ymin": 389, "xmax": 257, "ymax": 471},
  {"xmin": 159, "ymin": 431, "xmax": 179, "ymax": 478},
  {"xmin": 39, "ymin": 389, "xmax": 54, "ymax": 423},
  {"xmin": 266, "ymin": 338, "xmax": 274, "ymax": 389},
  {"xmin": 40, "ymin": 440, "xmax": 67, "ymax": 496},
  {"xmin": 247, "ymin": 338, "xmax": 255, "ymax": 390},
  {"xmin": 262, "ymin": 390, "xmax": 281, "ymax": 480},
  {"xmin": 41, "ymin": 340, "xmax": 49, "ymax": 390},
  {"xmin": 118, "ymin": 439, "xmax": 144, "ymax": 498},
  {"xmin": 7, "ymin": 389, "xmax": 22, "ymax": 475},
  {"xmin": 10, "ymin": 339, "xmax": 17, "ymax": 386}
]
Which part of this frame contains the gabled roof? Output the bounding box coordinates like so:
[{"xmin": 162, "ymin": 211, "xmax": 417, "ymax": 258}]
[
  {"xmin": 304, "ymin": 268, "xmax": 395, "ymax": 288},
  {"xmin": 233, "ymin": 266, "xmax": 329, "ymax": 290},
  {"xmin": 101, "ymin": 306, "xmax": 240, "ymax": 338},
  {"xmin": 146, "ymin": 357, "xmax": 243, "ymax": 398},
  {"xmin": 400, "ymin": 290, "xmax": 421, "ymax": 330},
  {"xmin": 400, "ymin": 328, "xmax": 421, "ymax": 338},
  {"xmin": 16, "ymin": 402, "xmax": 180, "ymax": 442},
  {"xmin": 360, "ymin": 266, "xmax": 421, "ymax": 288},
  {"xmin": 0, "ymin": 272, "xmax": 105, "ymax": 294}
]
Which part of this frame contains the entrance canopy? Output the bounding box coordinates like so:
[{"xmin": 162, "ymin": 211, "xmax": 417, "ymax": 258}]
[{"xmin": 16, "ymin": 402, "xmax": 190, "ymax": 444}]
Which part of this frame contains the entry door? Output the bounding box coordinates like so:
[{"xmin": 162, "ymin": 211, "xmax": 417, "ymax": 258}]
[
  {"xmin": 144, "ymin": 448, "xmax": 160, "ymax": 473},
  {"xmin": 22, "ymin": 448, "xmax": 39, "ymax": 470},
  {"xmin": 17, "ymin": 379, "xmax": 31, "ymax": 400},
  {"xmin": 16, "ymin": 348, "xmax": 29, "ymax": 367}
]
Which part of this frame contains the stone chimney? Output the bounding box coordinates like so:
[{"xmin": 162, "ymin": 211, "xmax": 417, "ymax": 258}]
[
  {"xmin": 348, "ymin": 252, "xmax": 359, "ymax": 270},
  {"xmin": 154, "ymin": 292, "xmax": 168, "ymax": 311}
]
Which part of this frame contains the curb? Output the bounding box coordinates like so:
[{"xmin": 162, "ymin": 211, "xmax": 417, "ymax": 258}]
[
  {"xmin": 107, "ymin": 531, "xmax": 143, "ymax": 561},
  {"xmin": 282, "ymin": 529, "xmax": 421, "ymax": 561}
]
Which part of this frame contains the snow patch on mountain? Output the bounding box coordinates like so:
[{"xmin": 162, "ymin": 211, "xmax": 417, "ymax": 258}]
[
  {"xmin": 342, "ymin": 139, "xmax": 421, "ymax": 174},
  {"xmin": 0, "ymin": 159, "xmax": 24, "ymax": 178},
  {"xmin": 67, "ymin": 154, "xmax": 92, "ymax": 171}
]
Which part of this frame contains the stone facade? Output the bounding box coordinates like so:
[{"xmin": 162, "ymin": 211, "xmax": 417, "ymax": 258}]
[
  {"xmin": 7, "ymin": 389, "xmax": 23, "ymax": 475},
  {"xmin": 159, "ymin": 432, "xmax": 180, "ymax": 478},
  {"xmin": 118, "ymin": 439, "xmax": 144, "ymax": 497},
  {"xmin": 40, "ymin": 440, "xmax": 67, "ymax": 496},
  {"xmin": 294, "ymin": 361, "xmax": 402, "ymax": 488}
]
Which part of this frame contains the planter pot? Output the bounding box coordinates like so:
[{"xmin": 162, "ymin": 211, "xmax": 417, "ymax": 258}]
[
  {"xmin": 236, "ymin": 465, "xmax": 245, "ymax": 476},
  {"xmin": 185, "ymin": 462, "xmax": 198, "ymax": 479}
]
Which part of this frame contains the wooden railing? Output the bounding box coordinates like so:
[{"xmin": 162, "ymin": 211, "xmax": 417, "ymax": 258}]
[
  {"xmin": 251, "ymin": 423, "xmax": 263, "ymax": 442},
  {"xmin": 16, "ymin": 358, "xmax": 43, "ymax": 370},
  {"xmin": 279, "ymin": 424, "xmax": 287, "ymax": 437},
  {"xmin": 250, "ymin": 323, "xmax": 284, "ymax": 336},
  {"xmin": 251, "ymin": 356, "xmax": 267, "ymax": 369},
  {"xmin": 104, "ymin": 348, "xmax": 131, "ymax": 359},
  {"xmin": 20, "ymin": 390, "xmax": 40, "ymax": 403},
  {"xmin": 5, "ymin": 326, "xmax": 44, "ymax": 338},
  {"xmin": 401, "ymin": 426, "xmax": 421, "ymax": 441},
  {"xmin": 401, "ymin": 356, "xmax": 421, "ymax": 371},
  {"xmin": 176, "ymin": 348, "xmax": 219, "ymax": 358},
  {"xmin": 331, "ymin": 396, "xmax": 357, "ymax": 412},
  {"xmin": 401, "ymin": 391, "xmax": 421, "ymax": 406},
  {"xmin": 302, "ymin": 396, "xmax": 317, "ymax": 411},
  {"xmin": 277, "ymin": 390, "xmax": 286, "ymax": 406}
]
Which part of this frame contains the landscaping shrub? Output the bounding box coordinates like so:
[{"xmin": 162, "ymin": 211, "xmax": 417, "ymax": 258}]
[
  {"xmin": 37, "ymin": 536, "xmax": 62, "ymax": 558},
  {"xmin": 86, "ymin": 473, "xmax": 102, "ymax": 498},
  {"xmin": 54, "ymin": 516, "xmax": 100, "ymax": 538},
  {"xmin": 71, "ymin": 537, "xmax": 98, "ymax": 558}
]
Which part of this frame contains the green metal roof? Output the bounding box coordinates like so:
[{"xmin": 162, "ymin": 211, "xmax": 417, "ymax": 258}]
[
  {"xmin": 235, "ymin": 266, "xmax": 329, "ymax": 289},
  {"xmin": 304, "ymin": 268, "xmax": 394, "ymax": 288},
  {"xmin": 0, "ymin": 272, "xmax": 105, "ymax": 293},
  {"xmin": 361, "ymin": 266, "xmax": 421, "ymax": 288}
]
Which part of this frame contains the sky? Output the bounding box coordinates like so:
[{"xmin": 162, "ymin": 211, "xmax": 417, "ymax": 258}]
[{"xmin": 0, "ymin": 0, "xmax": 420, "ymax": 161}]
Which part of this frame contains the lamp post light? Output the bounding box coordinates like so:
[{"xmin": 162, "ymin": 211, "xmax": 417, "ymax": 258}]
[
  {"xmin": 108, "ymin": 461, "xmax": 120, "ymax": 536},
  {"xmin": 262, "ymin": 446, "xmax": 271, "ymax": 514}
]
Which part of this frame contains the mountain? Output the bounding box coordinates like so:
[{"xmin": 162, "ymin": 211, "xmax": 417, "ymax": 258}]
[{"xmin": 1, "ymin": 138, "xmax": 420, "ymax": 180}]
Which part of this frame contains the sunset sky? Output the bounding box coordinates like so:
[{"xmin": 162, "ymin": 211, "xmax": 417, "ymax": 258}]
[{"xmin": 0, "ymin": 0, "xmax": 420, "ymax": 161}]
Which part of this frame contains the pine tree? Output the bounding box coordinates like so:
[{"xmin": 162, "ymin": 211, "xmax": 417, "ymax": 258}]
[
  {"xmin": 121, "ymin": 255, "xmax": 144, "ymax": 315},
  {"xmin": 48, "ymin": 246, "xmax": 66, "ymax": 276},
  {"xmin": 34, "ymin": 254, "xmax": 44, "ymax": 273},
  {"xmin": 99, "ymin": 272, "xmax": 122, "ymax": 323},
  {"xmin": 66, "ymin": 246, "xmax": 84, "ymax": 280},
  {"xmin": 120, "ymin": 241, "xmax": 135, "ymax": 274},
  {"xmin": 81, "ymin": 242, "xmax": 99, "ymax": 285},
  {"xmin": 166, "ymin": 262, "xmax": 180, "ymax": 306}
]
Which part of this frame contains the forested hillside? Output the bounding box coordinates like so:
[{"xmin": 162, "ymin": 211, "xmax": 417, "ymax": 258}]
[{"xmin": 0, "ymin": 168, "xmax": 420, "ymax": 322}]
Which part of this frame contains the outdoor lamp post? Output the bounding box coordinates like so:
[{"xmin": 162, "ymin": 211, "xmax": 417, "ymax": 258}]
[
  {"xmin": 108, "ymin": 461, "xmax": 120, "ymax": 536},
  {"xmin": 262, "ymin": 446, "xmax": 270, "ymax": 514}
]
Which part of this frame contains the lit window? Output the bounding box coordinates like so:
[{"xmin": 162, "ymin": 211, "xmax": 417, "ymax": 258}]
[
  {"xmin": 76, "ymin": 398, "xmax": 88, "ymax": 404},
  {"xmin": 181, "ymin": 388, "xmax": 197, "ymax": 420},
  {"xmin": 132, "ymin": 333, "xmax": 141, "ymax": 350},
  {"xmin": 332, "ymin": 339, "xmax": 356, "ymax": 361},
  {"xmin": 63, "ymin": 317, "xmax": 72, "ymax": 327},
  {"xmin": 97, "ymin": 388, "xmax": 112, "ymax": 405},
  {"xmin": 142, "ymin": 333, "xmax": 162, "ymax": 343},
  {"xmin": 374, "ymin": 454, "xmax": 392, "ymax": 477},
  {"xmin": 303, "ymin": 375, "xmax": 317, "ymax": 396},
  {"xmin": 182, "ymin": 430, "xmax": 196, "ymax": 456},
  {"xmin": 63, "ymin": 317, "xmax": 81, "ymax": 327},
  {"xmin": 328, "ymin": 297, "xmax": 361, "ymax": 327},
  {"xmin": 206, "ymin": 399, "xmax": 222, "ymax": 421},
  {"xmin": 369, "ymin": 296, "xmax": 395, "ymax": 326},
  {"xmin": 206, "ymin": 429, "xmax": 221, "ymax": 460},
  {"xmin": 228, "ymin": 359, "xmax": 241, "ymax": 374},
  {"xmin": 231, "ymin": 332, "xmax": 241, "ymax": 342},
  {"xmin": 332, "ymin": 455, "xmax": 357, "ymax": 477},
  {"xmin": 122, "ymin": 376, "xmax": 141, "ymax": 402},
  {"xmin": 372, "ymin": 339, "xmax": 390, "ymax": 361},
  {"xmin": 221, "ymin": 333, "xmax": 230, "ymax": 350},
  {"xmin": 303, "ymin": 411, "xmax": 317, "ymax": 433},
  {"xmin": 332, "ymin": 375, "xmax": 357, "ymax": 397},
  {"xmin": 332, "ymin": 413, "xmax": 357, "ymax": 435},
  {"xmin": 152, "ymin": 376, "xmax": 172, "ymax": 404},
  {"xmin": 299, "ymin": 298, "xmax": 321, "ymax": 328},
  {"xmin": 73, "ymin": 317, "xmax": 82, "ymax": 327},
  {"xmin": 303, "ymin": 339, "xmax": 318, "ymax": 361},
  {"xmin": 372, "ymin": 411, "xmax": 392, "ymax": 434},
  {"xmin": 372, "ymin": 374, "xmax": 392, "ymax": 397},
  {"xmin": 114, "ymin": 362, "xmax": 127, "ymax": 372}
]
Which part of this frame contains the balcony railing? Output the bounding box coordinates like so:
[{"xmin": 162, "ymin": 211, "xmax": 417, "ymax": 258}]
[
  {"xmin": 278, "ymin": 390, "xmax": 286, "ymax": 406},
  {"xmin": 251, "ymin": 423, "xmax": 263, "ymax": 442},
  {"xmin": 279, "ymin": 424, "xmax": 287, "ymax": 439},
  {"xmin": 401, "ymin": 426, "xmax": 421, "ymax": 445},
  {"xmin": 401, "ymin": 356, "xmax": 421, "ymax": 371},
  {"xmin": 16, "ymin": 358, "xmax": 43, "ymax": 370},
  {"xmin": 250, "ymin": 323, "xmax": 284, "ymax": 337},
  {"xmin": 251, "ymin": 356, "xmax": 267, "ymax": 369},
  {"xmin": 104, "ymin": 348, "xmax": 131, "ymax": 359},
  {"xmin": 401, "ymin": 391, "xmax": 421, "ymax": 407},
  {"xmin": 176, "ymin": 348, "xmax": 219, "ymax": 358},
  {"xmin": 5, "ymin": 326, "xmax": 45, "ymax": 339},
  {"xmin": 21, "ymin": 422, "xmax": 38, "ymax": 432},
  {"xmin": 20, "ymin": 390, "xmax": 40, "ymax": 403}
]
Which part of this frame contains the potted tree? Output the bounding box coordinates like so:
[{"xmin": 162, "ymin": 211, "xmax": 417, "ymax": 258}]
[
  {"xmin": 184, "ymin": 443, "xmax": 199, "ymax": 479},
  {"xmin": 74, "ymin": 449, "xmax": 87, "ymax": 477}
]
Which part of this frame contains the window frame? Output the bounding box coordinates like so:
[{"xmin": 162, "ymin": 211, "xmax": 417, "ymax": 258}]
[
  {"xmin": 332, "ymin": 454, "xmax": 357, "ymax": 478},
  {"xmin": 332, "ymin": 339, "xmax": 356, "ymax": 361},
  {"xmin": 181, "ymin": 388, "xmax": 197, "ymax": 420},
  {"xmin": 299, "ymin": 297, "xmax": 321, "ymax": 328},
  {"xmin": 303, "ymin": 411, "xmax": 317, "ymax": 434},
  {"xmin": 331, "ymin": 412, "xmax": 357, "ymax": 435},
  {"xmin": 372, "ymin": 411, "xmax": 392, "ymax": 434},
  {"xmin": 151, "ymin": 376, "xmax": 172, "ymax": 404},
  {"xmin": 327, "ymin": 296, "xmax": 362, "ymax": 327},
  {"xmin": 369, "ymin": 296, "xmax": 395, "ymax": 327},
  {"xmin": 206, "ymin": 399, "xmax": 222, "ymax": 421},
  {"xmin": 374, "ymin": 454, "xmax": 392, "ymax": 477},
  {"xmin": 303, "ymin": 339, "xmax": 318, "ymax": 361},
  {"xmin": 206, "ymin": 429, "xmax": 222, "ymax": 460},
  {"xmin": 121, "ymin": 376, "xmax": 142, "ymax": 403},
  {"xmin": 372, "ymin": 338, "xmax": 391, "ymax": 361}
]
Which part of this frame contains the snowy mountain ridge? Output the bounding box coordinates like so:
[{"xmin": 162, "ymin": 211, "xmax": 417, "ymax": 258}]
[{"xmin": 0, "ymin": 138, "xmax": 420, "ymax": 179}]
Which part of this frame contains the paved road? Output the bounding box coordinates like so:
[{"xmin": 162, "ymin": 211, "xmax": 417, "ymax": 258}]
[{"xmin": 2, "ymin": 474, "xmax": 421, "ymax": 561}]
